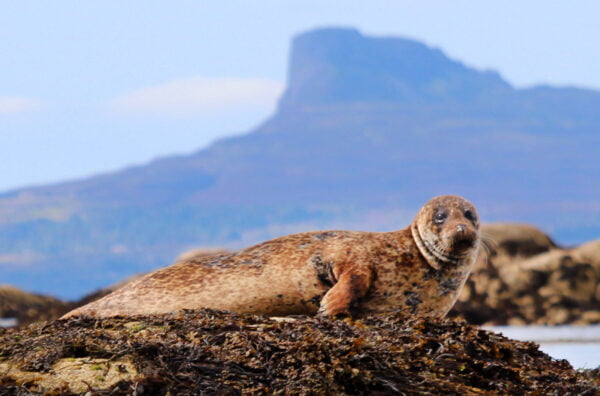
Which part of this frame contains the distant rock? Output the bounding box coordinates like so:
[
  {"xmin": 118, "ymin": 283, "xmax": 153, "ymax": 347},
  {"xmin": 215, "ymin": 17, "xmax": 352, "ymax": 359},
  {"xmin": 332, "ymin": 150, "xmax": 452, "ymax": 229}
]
[
  {"xmin": 451, "ymin": 224, "xmax": 600, "ymax": 325},
  {"xmin": 0, "ymin": 286, "xmax": 71, "ymax": 327},
  {"xmin": 481, "ymin": 223, "xmax": 558, "ymax": 261}
]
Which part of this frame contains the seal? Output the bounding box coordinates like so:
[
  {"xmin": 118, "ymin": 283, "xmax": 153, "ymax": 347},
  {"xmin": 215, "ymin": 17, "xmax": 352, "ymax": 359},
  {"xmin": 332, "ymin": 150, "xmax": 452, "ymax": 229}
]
[{"xmin": 62, "ymin": 195, "xmax": 480, "ymax": 319}]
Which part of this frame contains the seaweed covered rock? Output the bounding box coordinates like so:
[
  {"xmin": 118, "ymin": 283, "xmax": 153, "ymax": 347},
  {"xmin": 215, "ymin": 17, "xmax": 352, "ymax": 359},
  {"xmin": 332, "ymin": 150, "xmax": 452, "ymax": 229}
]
[
  {"xmin": 0, "ymin": 310, "xmax": 598, "ymax": 395},
  {"xmin": 451, "ymin": 224, "xmax": 600, "ymax": 325}
]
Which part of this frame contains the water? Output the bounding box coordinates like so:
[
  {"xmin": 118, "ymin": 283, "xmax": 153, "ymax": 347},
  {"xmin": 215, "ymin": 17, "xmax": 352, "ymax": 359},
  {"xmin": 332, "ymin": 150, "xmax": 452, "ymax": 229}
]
[
  {"xmin": 0, "ymin": 318, "xmax": 17, "ymax": 328},
  {"xmin": 487, "ymin": 325, "xmax": 600, "ymax": 369},
  {"xmin": 536, "ymin": 343, "xmax": 600, "ymax": 369}
]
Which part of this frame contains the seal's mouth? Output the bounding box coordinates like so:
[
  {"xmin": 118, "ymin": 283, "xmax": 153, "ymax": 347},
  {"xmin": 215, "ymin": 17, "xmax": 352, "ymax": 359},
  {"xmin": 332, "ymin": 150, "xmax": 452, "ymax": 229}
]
[
  {"xmin": 412, "ymin": 223, "xmax": 479, "ymax": 270},
  {"xmin": 452, "ymin": 236, "xmax": 476, "ymax": 253}
]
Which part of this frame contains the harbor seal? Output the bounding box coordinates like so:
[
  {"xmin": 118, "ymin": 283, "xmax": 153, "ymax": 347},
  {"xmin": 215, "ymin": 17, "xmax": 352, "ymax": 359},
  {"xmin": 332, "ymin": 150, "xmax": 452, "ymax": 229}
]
[{"xmin": 62, "ymin": 195, "xmax": 480, "ymax": 319}]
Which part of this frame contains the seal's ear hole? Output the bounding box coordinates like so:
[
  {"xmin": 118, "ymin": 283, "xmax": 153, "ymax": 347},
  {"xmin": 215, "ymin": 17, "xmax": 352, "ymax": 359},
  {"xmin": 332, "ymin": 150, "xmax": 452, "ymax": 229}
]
[
  {"xmin": 434, "ymin": 211, "xmax": 447, "ymax": 225},
  {"xmin": 464, "ymin": 210, "xmax": 477, "ymax": 224}
]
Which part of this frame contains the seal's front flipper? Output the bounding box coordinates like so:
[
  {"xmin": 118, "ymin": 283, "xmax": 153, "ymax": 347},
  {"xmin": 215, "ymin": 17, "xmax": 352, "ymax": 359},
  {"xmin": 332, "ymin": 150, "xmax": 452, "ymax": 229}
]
[{"xmin": 318, "ymin": 270, "xmax": 371, "ymax": 316}]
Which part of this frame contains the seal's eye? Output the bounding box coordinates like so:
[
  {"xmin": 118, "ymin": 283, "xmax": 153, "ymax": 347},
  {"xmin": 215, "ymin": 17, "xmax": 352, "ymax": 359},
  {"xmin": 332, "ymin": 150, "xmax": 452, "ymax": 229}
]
[
  {"xmin": 464, "ymin": 210, "xmax": 477, "ymax": 224},
  {"xmin": 434, "ymin": 211, "xmax": 447, "ymax": 225}
]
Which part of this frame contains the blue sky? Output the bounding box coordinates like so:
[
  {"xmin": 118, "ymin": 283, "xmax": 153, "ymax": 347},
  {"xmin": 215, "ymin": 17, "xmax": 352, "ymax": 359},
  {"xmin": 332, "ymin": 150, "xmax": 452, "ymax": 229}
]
[{"xmin": 2, "ymin": 1, "xmax": 600, "ymax": 192}]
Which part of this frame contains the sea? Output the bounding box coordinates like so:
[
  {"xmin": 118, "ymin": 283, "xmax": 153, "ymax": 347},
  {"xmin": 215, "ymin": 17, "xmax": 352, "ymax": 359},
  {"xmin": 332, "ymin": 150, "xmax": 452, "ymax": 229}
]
[
  {"xmin": 0, "ymin": 318, "xmax": 17, "ymax": 328},
  {"xmin": 486, "ymin": 324, "xmax": 600, "ymax": 369}
]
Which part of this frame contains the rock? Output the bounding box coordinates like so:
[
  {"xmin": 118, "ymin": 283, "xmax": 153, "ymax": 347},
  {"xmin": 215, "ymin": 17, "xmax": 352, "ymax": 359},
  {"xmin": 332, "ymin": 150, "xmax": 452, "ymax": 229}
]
[
  {"xmin": 581, "ymin": 310, "xmax": 600, "ymax": 323},
  {"xmin": 450, "ymin": 224, "xmax": 600, "ymax": 326},
  {"xmin": 481, "ymin": 223, "xmax": 557, "ymax": 262},
  {"xmin": 574, "ymin": 239, "xmax": 600, "ymax": 265},
  {"xmin": 0, "ymin": 310, "xmax": 598, "ymax": 394},
  {"xmin": 517, "ymin": 295, "xmax": 538, "ymax": 322},
  {"xmin": 544, "ymin": 307, "xmax": 572, "ymax": 325},
  {"xmin": 507, "ymin": 317, "xmax": 527, "ymax": 326},
  {"xmin": 0, "ymin": 286, "xmax": 71, "ymax": 327}
]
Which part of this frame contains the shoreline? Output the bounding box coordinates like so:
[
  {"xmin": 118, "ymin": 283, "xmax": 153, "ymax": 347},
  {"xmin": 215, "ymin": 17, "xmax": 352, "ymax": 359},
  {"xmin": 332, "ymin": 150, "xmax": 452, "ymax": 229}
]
[{"xmin": 487, "ymin": 324, "xmax": 600, "ymax": 369}]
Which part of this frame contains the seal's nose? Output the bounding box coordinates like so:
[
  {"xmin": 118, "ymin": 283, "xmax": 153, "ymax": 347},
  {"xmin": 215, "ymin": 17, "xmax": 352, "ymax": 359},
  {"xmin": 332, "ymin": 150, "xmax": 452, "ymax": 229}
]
[{"xmin": 453, "ymin": 223, "xmax": 475, "ymax": 251}]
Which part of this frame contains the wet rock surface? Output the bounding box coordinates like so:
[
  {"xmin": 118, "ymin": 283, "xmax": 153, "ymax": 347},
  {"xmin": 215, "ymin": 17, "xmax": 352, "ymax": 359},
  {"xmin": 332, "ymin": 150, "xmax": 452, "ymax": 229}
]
[{"xmin": 0, "ymin": 310, "xmax": 598, "ymax": 395}]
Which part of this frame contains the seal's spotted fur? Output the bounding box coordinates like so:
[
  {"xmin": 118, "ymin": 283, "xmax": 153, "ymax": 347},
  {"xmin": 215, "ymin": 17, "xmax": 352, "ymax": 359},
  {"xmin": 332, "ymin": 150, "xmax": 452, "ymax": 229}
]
[{"xmin": 63, "ymin": 195, "xmax": 480, "ymax": 319}]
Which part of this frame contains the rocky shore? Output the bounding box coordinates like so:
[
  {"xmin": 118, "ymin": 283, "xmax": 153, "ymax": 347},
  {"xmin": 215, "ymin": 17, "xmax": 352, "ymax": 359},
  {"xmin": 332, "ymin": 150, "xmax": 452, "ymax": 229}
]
[{"xmin": 1, "ymin": 310, "xmax": 599, "ymax": 395}]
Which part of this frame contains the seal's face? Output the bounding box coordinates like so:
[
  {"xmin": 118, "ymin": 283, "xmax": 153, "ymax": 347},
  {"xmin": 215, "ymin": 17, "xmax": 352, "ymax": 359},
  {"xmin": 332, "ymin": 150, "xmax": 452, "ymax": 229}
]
[{"xmin": 411, "ymin": 195, "xmax": 480, "ymax": 270}]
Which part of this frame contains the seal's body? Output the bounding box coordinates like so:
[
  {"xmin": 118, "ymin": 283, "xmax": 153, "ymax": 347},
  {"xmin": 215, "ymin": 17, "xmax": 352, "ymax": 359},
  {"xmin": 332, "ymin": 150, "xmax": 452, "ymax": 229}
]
[{"xmin": 63, "ymin": 195, "xmax": 480, "ymax": 319}]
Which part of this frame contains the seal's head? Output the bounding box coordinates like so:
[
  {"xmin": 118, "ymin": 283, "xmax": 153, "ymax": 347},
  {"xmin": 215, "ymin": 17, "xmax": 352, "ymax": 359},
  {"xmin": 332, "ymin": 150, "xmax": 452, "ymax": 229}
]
[{"xmin": 411, "ymin": 195, "xmax": 480, "ymax": 270}]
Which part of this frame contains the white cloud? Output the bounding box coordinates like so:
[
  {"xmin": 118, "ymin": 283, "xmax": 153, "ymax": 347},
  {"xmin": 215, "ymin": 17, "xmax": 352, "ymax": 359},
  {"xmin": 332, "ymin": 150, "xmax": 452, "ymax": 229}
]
[
  {"xmin": 0, "ymin": 97, "xmax": 38, "ymax": 115},
  {"xmin": 110, "ymin": 76, "xmax": 285, "ymax": 117}
]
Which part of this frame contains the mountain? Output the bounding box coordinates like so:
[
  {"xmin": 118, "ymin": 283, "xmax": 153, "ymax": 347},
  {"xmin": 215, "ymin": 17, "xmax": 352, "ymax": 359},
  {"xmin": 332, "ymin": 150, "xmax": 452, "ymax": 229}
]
[
  {"xmin": 2, "ymin": 27, "xmax": 600, "ymax": 299},
  {"xmin": 281, "ymin": 28, "xmax": 511, "ymax": 107}
]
